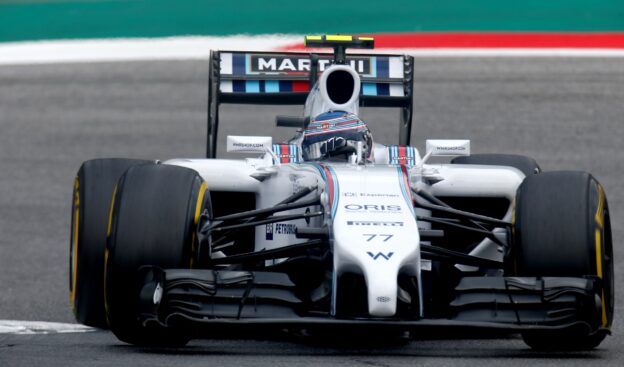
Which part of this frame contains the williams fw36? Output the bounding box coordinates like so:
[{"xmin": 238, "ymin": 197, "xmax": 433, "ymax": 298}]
[{"xmin": 69, "ymin": 35, "xmax": 614, "ymax": 350}]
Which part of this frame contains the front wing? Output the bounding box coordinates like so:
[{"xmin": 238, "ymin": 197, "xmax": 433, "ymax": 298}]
[{"xmin": 137, "ymin": 267, "xmax": 606, "ymax": 337}]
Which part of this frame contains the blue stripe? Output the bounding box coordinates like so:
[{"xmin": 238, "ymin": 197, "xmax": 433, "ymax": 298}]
[
  {"xmin": 279, "ymin": 80, "xmax": 292, "ymax": 92},
  {"xmin": 377, "ymin": 83, "xmax": 390, "ymax": 96},
  {"xmin": 266, "ymin": 80, "xmax": 279, "ymax": 93},
  {"xmin": 232, "ymin": 80, "xmax": 245, "ymax": 92},
  {"xmin": 246, "ymin": 80, "xmax": 260, "ymax": 93},
  {"xmin": 362, "ymin": 83, "xmax": 377, "ymax": 96},
  {"xmin": 377, "ymin": 57, "xmax": 389, "ymax": 78},
  {"xmin": 327, "ymin": 165, "xmax": 339, "ymax": 217},
  {"xmin": 232, "ymin": 53, "xmax": 246, "ymax": 75},
  {"xmin": 396, "ymin": 166, "xmax": 415, "ymax": 216},
  {"xmin": 259, "ymin": 80, "xmax": 265, "ymax": 93}
]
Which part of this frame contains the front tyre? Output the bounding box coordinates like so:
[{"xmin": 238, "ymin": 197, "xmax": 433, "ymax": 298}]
[
  {"xmin": 105, "ymin": 163, "xmax": 209, "ymax": 346},
  {"xmin": 507, "ymin": 171, "xmax": 614, "ymax": 350},
  {"xmin": 70, "ymin": 158, "xmax": 150, "ymax": 328}
]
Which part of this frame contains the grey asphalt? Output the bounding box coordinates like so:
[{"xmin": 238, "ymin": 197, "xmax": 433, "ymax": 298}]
[{"xmin": 0, "ymin": 58, "xmax": 623, "ymax": 366}]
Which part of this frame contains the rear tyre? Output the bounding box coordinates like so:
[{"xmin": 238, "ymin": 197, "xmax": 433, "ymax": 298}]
[
  {"xmin": 70, "ymin": 158, "xmax": 150, "ymax": 328},
  {"xmin": 105, "ymin": 164, "xmax": 209, "ymax": 346},
  {"xmin": 451, "ymin": 154, "xmax": 541, "ymax": 177},
  {"xmin": 507, "ymin": 171, "xmax": 614, "ymax": 350}
]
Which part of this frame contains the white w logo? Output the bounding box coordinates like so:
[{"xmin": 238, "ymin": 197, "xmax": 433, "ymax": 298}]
[{"xmin": 367, "ymin": 252, "xmax": 394, "ymax": 261}]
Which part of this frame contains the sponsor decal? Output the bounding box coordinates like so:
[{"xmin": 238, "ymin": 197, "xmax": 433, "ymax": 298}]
[
  {"xmin": 437, "ymin": 146, "xmax": 467, "ymax": 151},
  {"xmin": 250, "ymin": 55, "xmax": 371, "ymax": 74},
  {"xmin": 233, "ymin": 142, "xmax": 264, "ymax": 148},
  {"xmin": 344, "ymin": 204, "xmax": 401, "ymax": 213},
  {"xmin": 274, "ymin": 223, "xmax": 297, "ymax": 235},
  {"xmin": 347, "ymin": 221, "xmax": 404, "ymax": 227},
  {"xmin": 367, "ymin": 252, "xmax": 394, "ymax": 261},
  {"xmin": 265, "ymin": 223, "xmax": 273, "ymax": 240},
  {"xmin": 265, "ymin": 223, "xmax": 298, "ymax": 240}
]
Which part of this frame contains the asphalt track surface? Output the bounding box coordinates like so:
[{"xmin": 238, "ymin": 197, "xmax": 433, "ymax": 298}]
[{"xmin": 0, "ymin": 58, "xmax": 623, "ymax": 366}]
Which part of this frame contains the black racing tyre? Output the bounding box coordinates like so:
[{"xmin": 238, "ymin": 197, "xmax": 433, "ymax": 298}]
[
  {"xmin": 105, "ymin": 163, "xmax": 209, "ymax": 346},
  {"xmin": 506, "ymin": 171, "xmax": 614, "ymax": 350},
  {"xmin": 70, "ymin": 158, "xmax": 150, "ymax": 328},
  {"xmin": 451, "ymin": 154, "xmax": 541, "ymax": 177}
]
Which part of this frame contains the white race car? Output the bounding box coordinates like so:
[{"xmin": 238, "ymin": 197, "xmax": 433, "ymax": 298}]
[{"xmin": 69, "ymin": 35, "xmax": 614, "ymax": 350}]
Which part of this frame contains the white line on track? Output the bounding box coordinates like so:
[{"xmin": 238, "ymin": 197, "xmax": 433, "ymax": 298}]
[
  {"xmin": 0, "ymin": 35, "xmax": 299, "ymax": 65},
  {"xmin": 1, "ymin": 35, "xmax": 624, "ymax": 66},
  {"xmin": 0, "ymin": 320, "xmax": 95, "ymax": 335}
]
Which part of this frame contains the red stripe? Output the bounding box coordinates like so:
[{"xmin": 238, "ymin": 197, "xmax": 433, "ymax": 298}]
[
  {"xmin": 280, "ymin": 144, "xmax": 289, "ymax": 163},
  {"xmin": 400, "ymin": 165, "xmax": 412, "ymax": 202},
  {"xmin": 292, "ymin": 81, "xmax": 310, "ymax": 92},
  {"xmin": 321, "ymin": 165, "xmax": 334, "ymax": 209},
  {"xmin": 398, "ymin": 146, "xmax": 407, "ymax": 165},
  {"xmin": 279, "ymin": 32, "xmax": 624, "ymax": 50}
]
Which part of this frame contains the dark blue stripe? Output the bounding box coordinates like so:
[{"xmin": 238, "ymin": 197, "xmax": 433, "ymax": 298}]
[
  {"xmin": 232, "ymin": 53, "xmax": 246, "ymax": 75},
  {"xmin": 377, "ymin": 57, "xmax": 389, "ymax": 78},
  {"xmin": 232, "ymin": 80, "xmax": 245, "ymax": 92},
  {"xmin": 259, "ymin": 80, "xmax": 265, "ymax": 92},
  {"xmin": 377, "ymin": 83, "xmax": 390, "ymax": 96},
  {"xmin": 279, "ymin": 80, "xmax": 292, "ymax": 92}
]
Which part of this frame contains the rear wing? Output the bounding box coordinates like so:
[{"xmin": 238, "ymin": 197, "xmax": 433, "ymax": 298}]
[{"xmin": 207, "ymin": 50, "xmax": 414, "ymax": 158}]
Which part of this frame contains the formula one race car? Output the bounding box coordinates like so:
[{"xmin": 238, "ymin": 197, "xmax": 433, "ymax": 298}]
[{"xmin": 69, "ymin": 35, "xmax": 614, "ymax": 350}]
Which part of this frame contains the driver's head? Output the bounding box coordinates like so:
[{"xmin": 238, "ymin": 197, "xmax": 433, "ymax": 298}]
[{"xmin": 301, "ymin": 111, "xmax": 373, "ymax": 162}]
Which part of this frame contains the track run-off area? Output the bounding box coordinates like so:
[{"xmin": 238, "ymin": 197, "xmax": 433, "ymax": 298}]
[{"xmin": 1, "ymin": 35, "xmax": 624, "ymax": 365}]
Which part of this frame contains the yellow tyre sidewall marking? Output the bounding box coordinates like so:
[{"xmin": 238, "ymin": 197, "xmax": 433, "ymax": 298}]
[
  {"xmin": 103, "ymin": 184, "xmax": 117, "ymax": 324},
  {"xmin": 69, "ymin": 177, "xmax": 80, "ymax": 313},
  {"xmin": 594, "ymin": 183, "xmax": 608, "ymax": 328},
  {"xmin": 190, "ymin": 181, "xmax": 207, "ymax": 268}
]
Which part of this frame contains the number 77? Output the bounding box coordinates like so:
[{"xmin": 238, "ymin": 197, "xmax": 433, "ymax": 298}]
[{"xmin": 363, "ymin": 234, "xmax": 393, "ymax": 242}]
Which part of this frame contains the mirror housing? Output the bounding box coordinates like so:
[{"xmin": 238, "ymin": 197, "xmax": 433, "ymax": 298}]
[
  {"xmin": 425, "ymin": 139, "xmax": 471, "ymax": 157},
  {"xmin": 226, "ymin": 136, "xmax": 272, "ymax": 153}
]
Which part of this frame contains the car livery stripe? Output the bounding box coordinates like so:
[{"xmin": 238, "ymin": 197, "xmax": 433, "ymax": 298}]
[
  {"xmin": 362, "ymin": 83, "xmax": 377, "ymax": 96},
  {"xmin": 389, "ymin": 145, "xmax": 417, "ymax": 165},
  {"xmin": 397, "ymin": 165, "xmax": 415, "ymax": 216},
  {"xmin": 272, "ymin": 144, "xmax": 301, "ymax": 163},
  {"xmin": 306, "ymin": 163, "xmax": 339, "ymax": 218},
  {"xmin": 232, "ymin": 53, "xmax": 246, "ymax": 75},
  {"xmin": 376, "ymin": 56, "xmax": 390, "ymax": 78},
  {"xmin": 323, "ymin": 164, "xmax": 339, "ymax": 218},
  {"xmin": 290, "ymin": 144, "xmax": 301, "ymax": 163},
  {"xmin": 292, "ymin": 81, "xmax": 310, "ymax": 92},
  {"xmin": 360, "ymin": 83, "xmax": 405, "ymax": 97},
  {"xmin": 220, "ymin": 79, "xmax": 310, "ymax": 93}
]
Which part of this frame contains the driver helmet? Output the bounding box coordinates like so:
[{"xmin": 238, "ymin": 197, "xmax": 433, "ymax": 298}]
[{"xmin": 301, "ymin": 111, "xmax": 373, "ymax": 162}]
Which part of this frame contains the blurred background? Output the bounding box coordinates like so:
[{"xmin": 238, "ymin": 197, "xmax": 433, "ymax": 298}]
[{"xmin": 1, "ymin": 0, "xmax": 623, "ymax": 42}]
